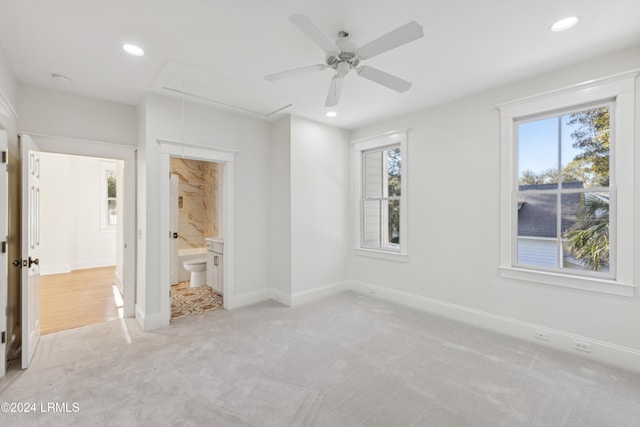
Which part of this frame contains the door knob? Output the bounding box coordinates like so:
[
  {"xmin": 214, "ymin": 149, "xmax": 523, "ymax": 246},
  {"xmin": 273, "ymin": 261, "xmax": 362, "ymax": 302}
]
[
  {"xmin": 28, "ymin": 257, "xmax": 39, "ymax": 268},
  {"xmin": 173, "ymin": 232, "xmax": 179, "ymax": 239}
]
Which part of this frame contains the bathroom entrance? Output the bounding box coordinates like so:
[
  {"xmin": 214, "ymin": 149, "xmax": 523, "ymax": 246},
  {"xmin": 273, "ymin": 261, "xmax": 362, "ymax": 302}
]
[{"xmin": 169, "ymin": 157, "xmax": 224, "ymax": 320}]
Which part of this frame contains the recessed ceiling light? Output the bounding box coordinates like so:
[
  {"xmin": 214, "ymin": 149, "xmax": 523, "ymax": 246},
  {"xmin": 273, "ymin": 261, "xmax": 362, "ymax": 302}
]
[
  {"xmin": 51, "ymin": 73, "xmax": 71, "ymax": 83},
  {"xmin": 551, "ymin": 16, "xmax": 579, "ymax": 32},
  {"xmin": 326, "ymin": 111, "xmax": 337, "ymax": 118},
  {"xmin": 123, "ymin": 43, "xmax": 145, "ymax": 56}
]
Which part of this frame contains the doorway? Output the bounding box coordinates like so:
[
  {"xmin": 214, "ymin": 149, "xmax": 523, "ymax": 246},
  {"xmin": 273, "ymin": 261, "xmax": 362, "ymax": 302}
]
[
  {"xmin": 169, "ymin": 158, "xmax": 224, "ymax": 320},
  {"xmin": 16, "ymin": 134, "xmax": 135, "ymax": 370},
  {"xmin": 158, "ymin": 140, "xmax": 235, "ymax": 327},
  {"xmin": 30, "ymin": 134, "xmax": 136, "ymax": 319},
  {"xmin": 38, "ymin": 152, "xmax": 124, "ymax": 334}
]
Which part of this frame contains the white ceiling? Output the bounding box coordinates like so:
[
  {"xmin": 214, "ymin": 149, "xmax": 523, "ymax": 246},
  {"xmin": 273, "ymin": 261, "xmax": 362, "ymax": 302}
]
[{"xmin": 1, "ymin": 0, "xmax": 639, "ymax": 129}]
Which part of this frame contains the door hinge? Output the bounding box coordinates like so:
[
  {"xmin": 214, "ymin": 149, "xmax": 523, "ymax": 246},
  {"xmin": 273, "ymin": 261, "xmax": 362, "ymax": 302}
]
[
  {"xmin": 1, "ymin": 151, "xmax": 6, "ymax": 163},
  {"xmin": 1, "ymin": 241, "xmax": 5, "ymax": 253},
  {"xmin": 1, "ymin": 331, "xmax": 5, "ymax": 344}
]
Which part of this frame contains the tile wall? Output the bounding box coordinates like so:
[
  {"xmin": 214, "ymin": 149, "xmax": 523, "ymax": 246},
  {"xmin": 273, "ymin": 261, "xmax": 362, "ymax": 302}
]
[{"xmin": 171, "ymin": 158, "xmax": 218, "ymax": 250}]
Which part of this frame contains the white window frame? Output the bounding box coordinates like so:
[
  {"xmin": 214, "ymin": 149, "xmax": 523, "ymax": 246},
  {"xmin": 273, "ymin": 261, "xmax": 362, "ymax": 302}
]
[
  {"xmin": 513, "ymin": 100, "xmax": 616, "ymax": 277},
  {"xmin": 99, "ymin": 161, "xmax": 117, "ymax": 231},
  {"xmin": 498, "ymin": 72, "xmax": 637, "ymax": 296},
  {"xmin": 352, "ymin": 130, "xmax": 408, "ymax": 261}
]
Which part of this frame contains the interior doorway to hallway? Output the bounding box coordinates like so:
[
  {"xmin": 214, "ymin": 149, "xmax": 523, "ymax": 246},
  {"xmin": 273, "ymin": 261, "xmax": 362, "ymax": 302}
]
[
  {"xmin": 27, "ymin": 133, "xmax": 137, "ymax": 325},
  {"xmin": 10, "ymin": 133, "xmax": 135, "ymax": 372},
  {"xmin": 38, "ymin": 153, "xmax": 124, "ymax": 334}
]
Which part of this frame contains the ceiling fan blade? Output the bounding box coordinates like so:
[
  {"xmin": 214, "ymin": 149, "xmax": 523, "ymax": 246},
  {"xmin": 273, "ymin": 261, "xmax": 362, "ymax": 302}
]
[
  {"xmin": 265, "ymin": 64, "xmax": 327, "ymax": 81},
  {"xmin": 289, "ymin": 14, "xmax": 340, "ymax": 55},
  {"xmin": 325, "ymin": 75, "xmax": 344, "ymax": 107},
  {"xmin": 357, "ymin": 66, "xmax": 412, "ymax": 92},
  {"xmin": 356, "ymin": 21, "xmax": 424, "ymax": 60}
]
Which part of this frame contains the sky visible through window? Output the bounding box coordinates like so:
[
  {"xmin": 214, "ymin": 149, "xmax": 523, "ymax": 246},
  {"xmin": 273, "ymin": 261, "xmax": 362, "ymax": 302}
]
[{"xmin": 518, "ymin": 115, "xmax": 583, "ymax": 177}]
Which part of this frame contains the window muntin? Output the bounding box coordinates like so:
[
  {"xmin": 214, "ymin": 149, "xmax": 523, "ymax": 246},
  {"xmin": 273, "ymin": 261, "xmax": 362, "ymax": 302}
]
[
  {"xmin": 361, "ymin": 145, "xmax": 401, "ymax": 251},
  {"xmin": 515, "ymin": 103, "xmax": 613, "ymax": 276}
]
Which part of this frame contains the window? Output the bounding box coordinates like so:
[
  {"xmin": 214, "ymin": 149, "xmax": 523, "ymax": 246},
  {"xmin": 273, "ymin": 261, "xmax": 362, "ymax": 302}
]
[
  {"xmin": 363, "ymin": 145, "xmax": 401, "ymax": 250},
  {"xmin": 499, "ymin": 73, "xmax": 636, "ymax": 296},
  {"xmin": 100, "ymin": 162, "xmax": 117, "ymax": 230},
  {"xmin": 106, "ymin": 169, "xmax": 117, "ymax": 226},
  {"xmin": 353, "ymin": 130, "xmax": 407, "ymax": 260},
  {"xmin": 516, "ymin": 103, "xmax": 612, "ymax": 275}
]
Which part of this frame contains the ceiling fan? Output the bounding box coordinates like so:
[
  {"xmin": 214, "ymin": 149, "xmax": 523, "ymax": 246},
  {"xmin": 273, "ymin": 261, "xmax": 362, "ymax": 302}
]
[{"xmin": 265, "ymin": 15, "xmax": 424, "ymax": 107}]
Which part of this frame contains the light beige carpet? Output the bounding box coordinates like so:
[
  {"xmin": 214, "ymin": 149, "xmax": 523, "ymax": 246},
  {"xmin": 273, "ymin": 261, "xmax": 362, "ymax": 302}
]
[
  {"xmin": 171, "ymin": 281, "xmax": 223, "ymax": 319},
  {"xmin": 2, "ymin": 292, "xmax": 640, "ymax": 426}
]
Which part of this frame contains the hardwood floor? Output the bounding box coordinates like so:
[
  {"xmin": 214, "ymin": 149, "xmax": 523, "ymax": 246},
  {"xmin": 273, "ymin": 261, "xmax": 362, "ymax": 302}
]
[{"xmin": 40, "ymin": 266, "xmax": 123, "ymax": 335}]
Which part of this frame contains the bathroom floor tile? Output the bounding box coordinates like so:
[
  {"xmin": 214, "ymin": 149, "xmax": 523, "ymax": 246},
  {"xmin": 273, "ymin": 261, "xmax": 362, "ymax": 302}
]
[{"xmin": 171, "ymin": 281, "xmax": 223, "ymax": 320}]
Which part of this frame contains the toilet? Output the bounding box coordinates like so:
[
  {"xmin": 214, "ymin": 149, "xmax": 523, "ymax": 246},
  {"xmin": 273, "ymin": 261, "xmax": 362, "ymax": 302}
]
[{"xmin": 183, "ymin": 258, "xmax": 207, "ymax": 287}]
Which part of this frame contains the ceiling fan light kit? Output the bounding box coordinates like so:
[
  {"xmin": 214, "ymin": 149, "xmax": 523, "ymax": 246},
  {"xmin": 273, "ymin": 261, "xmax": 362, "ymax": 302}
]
[{"xmin": 265, "ymin": 14, "xmax": 424, "ymax": 107}]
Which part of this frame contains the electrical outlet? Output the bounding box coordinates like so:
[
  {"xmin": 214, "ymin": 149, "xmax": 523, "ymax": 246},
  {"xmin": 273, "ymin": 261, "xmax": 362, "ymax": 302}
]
[
  {"xmin": 534, "ymin": 330, "xmax": 549, "ymax": 341},
  {"xmin": 369, "ymin": 287, "xmax": 376, "ymax": 295},
  {"xmin": 574, "ymin": 341, "xmax": 592, "ymax": 353}
]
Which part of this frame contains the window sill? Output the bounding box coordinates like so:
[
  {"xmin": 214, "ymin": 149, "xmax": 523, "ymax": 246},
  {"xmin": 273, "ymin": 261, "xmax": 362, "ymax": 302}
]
[
  {"xmin": 499, "ymin": 266, "xmax": 635, "ymax": 297},
  {"xmin": 354, "ymin": 248, "xmax": 408, "ymax": 262}
]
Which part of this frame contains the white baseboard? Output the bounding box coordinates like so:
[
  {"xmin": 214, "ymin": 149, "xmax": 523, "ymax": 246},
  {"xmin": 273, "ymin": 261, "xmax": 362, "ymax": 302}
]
[
  {"xmin": 271, "ymin": 289, "xmax": 292, "ymax": 306},
  {"xmin": 265, "ymin": 281, "xmax": 350, "ymax": 307},
  {"xmin": 40, "ymin": 264, "xmax": 72, "ymax": 276},
  {"xmin": 232, "ymin": 288, "xmax": 272, "ymax": 309},
  {"xmin": 290, "ymin": 281, "xmax": 350, "ymax": 307},
  {"xmin": 41, "ymin": 260, "xmax": 116, "ymax": 276},
  {"xmin": 348, "ymin": 280, "xmax": 640, "ymax": 373},
  {"xmin": 135, "ymin": 305, "xmax": 165, "ymax": 332},
  {"xmin": 71, "ymin": 259, "xmax": 116, "ymax": 271}
]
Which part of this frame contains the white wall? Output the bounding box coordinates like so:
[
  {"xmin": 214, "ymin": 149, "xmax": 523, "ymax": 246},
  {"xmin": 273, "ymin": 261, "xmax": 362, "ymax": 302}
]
[
  {"xmin": 136, "ymin": 100, "xmax": 148, "ymax": 317},
  {"xmin": 290, "ymin": 116, "xmax": 351, "ymax": 295},
  {"xmin": 17, "ymin": 83, "xmax": 136, "ymax": 146},
  {"xmin": 137, "ymin": 93, "xmax": 271, "ymax": 325},
  {"xmin": 269, "ymin": 116, "xmax": 292, "ymax": 296},
  {"xmin": 39, "ymin": 153, "xmax": 119, "ymax": 275},
  {"xmin": 349, "ymin": 45, "xmax": 640, "ymax": 354},
  {"xmin": 115, "ymin": 161, "xmax": 125, "ymax": 291}
]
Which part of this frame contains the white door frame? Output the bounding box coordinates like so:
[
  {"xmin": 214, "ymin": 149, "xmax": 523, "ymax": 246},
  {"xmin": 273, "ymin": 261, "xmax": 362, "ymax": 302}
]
[
  {"xmin": 170, "ymin": 174, "xmax": 179, "ymax": 285},
  {"xmin": 29, "ymin": 134, "xmax": 136, "ymax": 317},
  {"xmin": 0, "ymin": 128, "xmax": 7, "ymax": 377},
  {"xmin": 158, "ymin": 139, "xmax": 235, "ymax": 326}
]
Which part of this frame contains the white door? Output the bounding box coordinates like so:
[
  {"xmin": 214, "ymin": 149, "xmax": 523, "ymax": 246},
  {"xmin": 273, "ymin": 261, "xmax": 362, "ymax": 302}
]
[
  {"xmin": 21, "ymin": 134, "xmax": 41, "ymax": 369},
  {"xmin": 0, "ymin": 129, "xmax": 8, "ymax": 378},
  {"xmin": 170, "ymin": 174, "xmax": 179, "ymax": 285}
]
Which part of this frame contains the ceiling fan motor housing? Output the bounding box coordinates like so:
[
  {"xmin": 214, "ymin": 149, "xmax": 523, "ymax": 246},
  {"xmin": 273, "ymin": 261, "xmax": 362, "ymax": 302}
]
[{"xmin": 326, "ymin": 34, "xmax": 360, "ymax": 71}]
